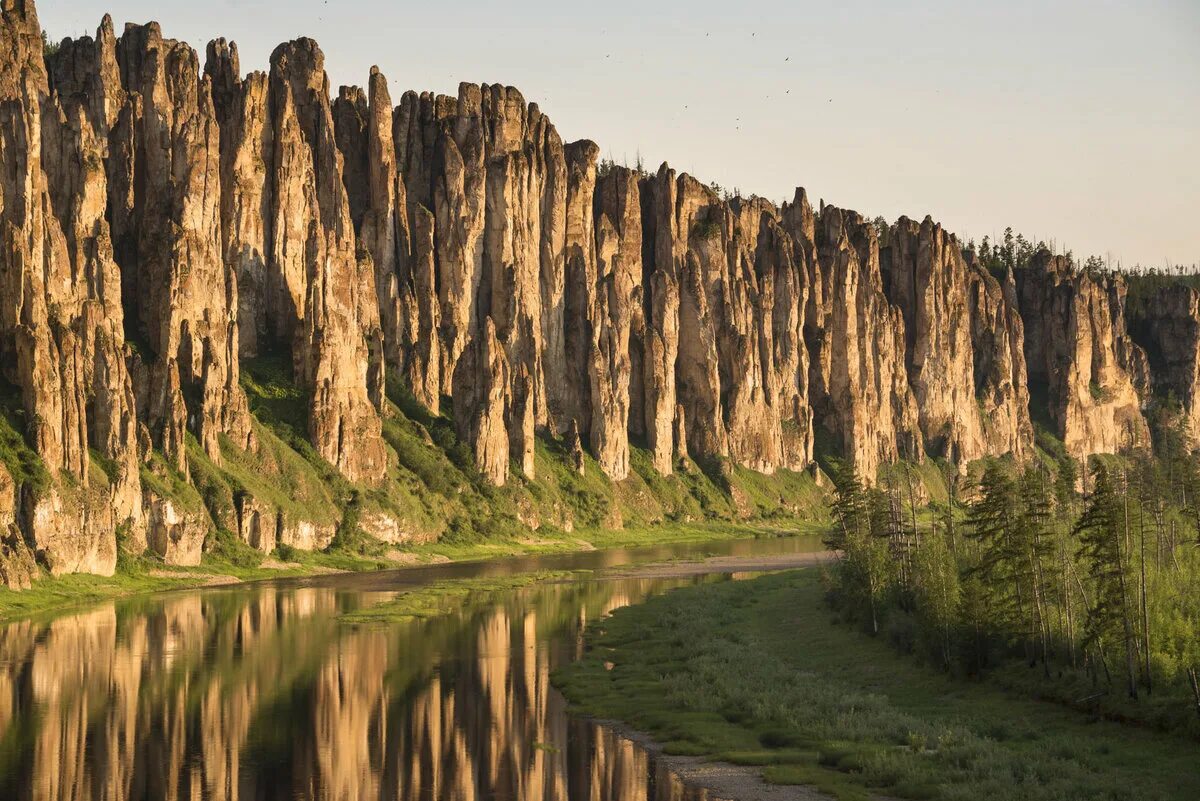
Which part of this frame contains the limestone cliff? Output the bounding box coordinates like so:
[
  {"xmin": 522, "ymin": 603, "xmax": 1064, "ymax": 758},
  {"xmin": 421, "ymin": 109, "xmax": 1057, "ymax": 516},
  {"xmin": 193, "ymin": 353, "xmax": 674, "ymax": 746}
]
[
  {"xmin": 1016, "ymin": 251, "xmax": 1150, "ymax": 461},
  {"xmin": 881, "ymin": 216, "xmax": 1032, "ymax": 464},
  {"xmin": 0, "ymin": 0, "xmax": 1189, "ymax": 579},
  {"xmin": 1127, "ymin": 284, "xmax": 1200, "ymax": 441}
]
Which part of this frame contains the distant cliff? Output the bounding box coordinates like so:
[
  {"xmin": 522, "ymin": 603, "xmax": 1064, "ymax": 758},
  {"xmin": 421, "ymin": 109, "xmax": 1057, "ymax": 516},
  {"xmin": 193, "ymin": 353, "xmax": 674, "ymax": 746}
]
[{"xmin": 1, "ymin": 0, "xmax": 1195, "ymax": 582}]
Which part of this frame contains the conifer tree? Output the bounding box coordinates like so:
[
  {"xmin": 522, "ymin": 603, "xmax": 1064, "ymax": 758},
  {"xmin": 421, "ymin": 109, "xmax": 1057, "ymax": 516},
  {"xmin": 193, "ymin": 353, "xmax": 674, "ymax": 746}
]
[
  {"xmin": 966, "ymin": 463, "xmax": 1023, "ymax": 639},
  {"xmin": 1075, "ymin": 464, "xmax": 1139, "ymax": 699}
]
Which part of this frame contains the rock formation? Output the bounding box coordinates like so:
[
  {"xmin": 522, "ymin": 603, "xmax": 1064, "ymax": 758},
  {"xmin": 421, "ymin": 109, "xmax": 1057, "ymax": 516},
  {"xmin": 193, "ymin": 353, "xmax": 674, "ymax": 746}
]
[
  {"xmin": 805, "ymin": 205, "xmax": 922, "ymax": 479},
  {"xmin": 0, "ymin": 0, "xmax": 1189, "ymax": 579},
  {"xmin": 1016, "ymin": 251, "xmax": 1150, "ymax": 461},
  {"xmin": 1127, "ymin": 284, "xmax": 1200, "ymax": 441},
  {"xmin": 266, "ymin": 38, "xmax": 386, "ymax": 483},
  {"xmin": 881, "ymin": 216, "xmax": 1032, "ymax": 463}
]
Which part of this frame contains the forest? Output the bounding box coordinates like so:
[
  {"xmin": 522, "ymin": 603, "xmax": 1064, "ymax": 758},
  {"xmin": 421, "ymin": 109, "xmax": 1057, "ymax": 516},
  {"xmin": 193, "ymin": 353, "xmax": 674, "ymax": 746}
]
[{"xmin": 824, "ymin": 400, "xmax": 1200, "ymax": 738}]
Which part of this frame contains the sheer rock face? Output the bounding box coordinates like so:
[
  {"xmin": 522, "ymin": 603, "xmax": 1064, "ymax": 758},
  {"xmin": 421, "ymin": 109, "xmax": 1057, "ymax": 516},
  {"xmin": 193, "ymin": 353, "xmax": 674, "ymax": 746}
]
[
  {"xmin": 549, "ymin": 140, "xmax": 597, "ymax": 440},
  {"xmin": 1128, "ymin": 287, "xmax": 1200, "ymax": 440},
  {"xmin": 590, "ymin": 167, "xmax": 642, "ymax": 480},
  {"xmin": 484, "ymin": 148, "xmax": 543, "ymax": 476},
  {"xmin": 402, "ymin": 204, "xmax": 443, "ymax": 412},
  {"xmin": 452, "ymin": 318, "xmax": 511, "ymax": 486},
  {"xmin": 639, "ymin": 167, "xmax": 682, "ymax": 474},
  {"xmin": 357, "ymin": 67, "xmax": 413, "ymax": 400},
  {"xmin": 396, "ymin": 86, "xmax": 486, "ymax": 395},
  {"xmin": 206, "ymin": 41, "xmax": 272, "ymax": 361},
  {"xmin": 109, "ymin": 23, "xmax": 252, "ymax": 466},
  {"xmin": 968, "ymin": 261, "xmax": 1034, "ymax": 461},
  {"xmin": 724, "ymin": 198, "xmax": 786, "ymax": 473},
  {"xmin": 43, "ymin": 27, "xmax": 145, "ymax": 536},
  {"xmin": 763, "ymin": 199, "xmax": 814, "ymax": 469},
  {"xmin": 671, "ymin": 175, "xmax": 728, "ymax": 461},
  {"xmin": 807, "ymin": 206, "xmax": 922, "ymax": 480},
  {"xmin": 881, "ymin": 216, "xmax": 1031, "ymax": 463},
  {"xmin": 0, "ymin": 1, "xmax": 146, "ymax": 572},
  {"xmin": 1016, "ymin": 251, "xmax": 1150, "ymax": 461},
  {"xmin": 394, "ymin": 84, "xmax": 584, "ymax": 476},
  {"xmin": 267, "ymin": 39, "xmax": 386, "ymax": 483}
]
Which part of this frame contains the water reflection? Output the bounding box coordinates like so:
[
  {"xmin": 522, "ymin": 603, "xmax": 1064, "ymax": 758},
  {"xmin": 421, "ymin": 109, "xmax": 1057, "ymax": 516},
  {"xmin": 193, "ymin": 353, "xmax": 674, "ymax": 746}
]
[{"xmin": 0, "ymin": 537, "xmax": 823, "ymax": 800}]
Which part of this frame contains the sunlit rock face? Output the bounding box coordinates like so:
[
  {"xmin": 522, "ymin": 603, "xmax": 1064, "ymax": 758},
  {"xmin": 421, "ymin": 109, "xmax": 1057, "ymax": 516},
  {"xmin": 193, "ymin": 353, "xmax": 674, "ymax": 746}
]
[
  {"xmin": 1015, "ymin": 250, "xmax": 1151, "ymax": 461},
  {"xmin": 880, "ymin": 216, "xmax": 1032, "ymax": 463},
  {"xmin": 1, "ymin": 0, "xmax": 1192, "ymax": 575},
  {"xmin": 805, "ymin": 204, "xmax": 923, "ymax": 480},
  {"xmin": 264, "ymin": 38, "xmax": 387, "ymax": 483}
]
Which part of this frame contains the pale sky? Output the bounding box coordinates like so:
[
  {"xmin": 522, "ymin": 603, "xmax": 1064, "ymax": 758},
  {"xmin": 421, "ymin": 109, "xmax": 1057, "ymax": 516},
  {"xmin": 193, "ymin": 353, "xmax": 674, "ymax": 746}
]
[{"xmin": 41, "ymin": 0, "xmax": 1200, "ymax": 268}]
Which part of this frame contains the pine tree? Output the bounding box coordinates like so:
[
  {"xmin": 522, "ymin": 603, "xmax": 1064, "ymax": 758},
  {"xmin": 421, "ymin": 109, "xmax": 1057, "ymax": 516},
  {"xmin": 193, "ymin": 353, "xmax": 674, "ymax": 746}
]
[
  {"xmin": 1075, "ymin": 464, "xmax": 1139, "ymax": 698},
  {"xmin": 1016, "ymin": 465, "xmax": 1057, "ymax": 673},
  {"xmin": 966, "ymin": 463, "xmax": 1023, "ymax": 640},
  {"xmin": 826, "ymin": 459, "xmax": 866, "ymax": 552},
  {"xmin": 913, "ymin": 526, "xmax": 961, "ymax": 670},
  {"xmin": 827, "ymin": 461, "xmax": 893, "ymax": 634}
]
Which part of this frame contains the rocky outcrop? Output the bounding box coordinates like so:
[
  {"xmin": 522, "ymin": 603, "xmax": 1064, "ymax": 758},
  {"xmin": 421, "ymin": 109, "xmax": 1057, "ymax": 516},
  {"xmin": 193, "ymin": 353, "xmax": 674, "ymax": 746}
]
[
  {"xmin": 266, "ymin": 39, "xmax": 386, "ymax": 483},
  {"xmin": 1016, "ymin": 251, "xmax": 1150, "ymax": 460},
  {"xmin": 109, "ymin": 22, "xmax": 253, "ymax": 465},
  {"xmin": 2, "ymin": 0, "xmax": 1192, "ymax": 581},
  {"xmin": 453, "ymin": 318, "xmax": 512, "ymax": 486},
  {"xmin": 1127, "ymin": 285, "xmax": 1200, "ymax": 441},
  {"xmin": 881, "ymin": 216, "xmax": 1031, "ymax": 463},
  {"xmin": 144, "ymin": 492, "xmax": 206, "ymax": 566},
  {"xmin": 805, "ymin": 204, "xmax": 922, "ymax": 479}
]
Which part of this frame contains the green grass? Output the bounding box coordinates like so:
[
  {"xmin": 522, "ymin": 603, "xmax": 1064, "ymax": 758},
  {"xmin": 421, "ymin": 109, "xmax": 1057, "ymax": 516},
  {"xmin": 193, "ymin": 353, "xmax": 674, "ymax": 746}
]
[
  {"xmin": 554, "ymin": 570, "xmax": 1200, "ymax": 801},
  {"xmin": 0, "ymin": 519, "xmax": 808, "ymax": 623},
  {"xmin": 339, "ymin": 570, "xmax": 579, "ymax": 624},
  {"xmin": 0, "ymin": 351, "xmax": 834, "ymax": 622},
  {"xmin": 0, "ymin": 377, "xmax": 50, "ymax": 492},
  {"xmin": 139, "ymin": 449, "xmax": 208, "ymax": 515}
]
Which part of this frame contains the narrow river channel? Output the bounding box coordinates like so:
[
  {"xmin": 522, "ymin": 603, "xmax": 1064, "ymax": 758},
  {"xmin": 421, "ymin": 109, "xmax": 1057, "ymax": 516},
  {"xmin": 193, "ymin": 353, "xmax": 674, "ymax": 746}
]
[{"xmin": 0, "ymin": 536, "xmax": 826, "ymax": 800}]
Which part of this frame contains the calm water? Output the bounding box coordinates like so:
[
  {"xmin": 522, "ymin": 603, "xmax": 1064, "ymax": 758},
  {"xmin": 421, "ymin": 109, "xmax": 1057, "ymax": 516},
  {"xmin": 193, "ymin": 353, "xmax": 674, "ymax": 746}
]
[{"xmin": 0, "ymin": 536, "xmax": 824, "ymax": 800}]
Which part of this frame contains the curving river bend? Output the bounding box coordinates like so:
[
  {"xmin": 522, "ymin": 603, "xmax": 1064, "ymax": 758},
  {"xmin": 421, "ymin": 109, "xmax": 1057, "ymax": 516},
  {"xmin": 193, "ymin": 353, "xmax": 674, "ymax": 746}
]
[{"xmin": 0, "ymin": 536, "xmax": 826, "ymax": 801}]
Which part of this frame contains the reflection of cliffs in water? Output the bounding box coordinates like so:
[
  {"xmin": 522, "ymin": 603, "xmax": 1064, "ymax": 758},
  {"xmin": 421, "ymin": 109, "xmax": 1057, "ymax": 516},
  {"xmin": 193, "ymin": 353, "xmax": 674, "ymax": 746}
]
[{"xmin": 0, "ymin": 575, "xmax": 723, "ymax": 800}]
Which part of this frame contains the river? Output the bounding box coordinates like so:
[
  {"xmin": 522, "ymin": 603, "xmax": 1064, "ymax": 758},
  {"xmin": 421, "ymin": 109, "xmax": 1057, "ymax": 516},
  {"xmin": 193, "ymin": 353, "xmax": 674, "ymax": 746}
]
[{"xmin": 0, "ymin": 535, "xmax": 827, "ymax": 800}]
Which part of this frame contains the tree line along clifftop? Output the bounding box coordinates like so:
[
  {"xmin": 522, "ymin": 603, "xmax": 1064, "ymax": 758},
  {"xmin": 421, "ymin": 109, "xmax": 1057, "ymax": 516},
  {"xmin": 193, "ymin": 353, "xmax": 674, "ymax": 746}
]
[{"xmin": 1, "ymin": 0, "xmax": 1197, "ymax": 581}]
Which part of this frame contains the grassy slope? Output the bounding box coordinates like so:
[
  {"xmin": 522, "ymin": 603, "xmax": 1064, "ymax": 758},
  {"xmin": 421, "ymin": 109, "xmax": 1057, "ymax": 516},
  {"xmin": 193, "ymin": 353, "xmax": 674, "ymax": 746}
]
[
  {"xmin": 0, "ymin": 348, "xmax": 843, "ymax": 620},
  {"xmin": 554, "ymin": 570, "xmax": 1200, "ymax": 801}
]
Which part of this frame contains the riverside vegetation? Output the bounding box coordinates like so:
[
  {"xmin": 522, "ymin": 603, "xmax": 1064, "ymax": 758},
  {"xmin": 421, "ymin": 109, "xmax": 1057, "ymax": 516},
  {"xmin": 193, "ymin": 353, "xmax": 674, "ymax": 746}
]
[
  {"xmin": 556, "ymin": 405, "xmax": 1200, "ymax": 800},
  {"xmin": 822, "ymin": 408, "xmax": 1200, "ymax": 741},
  {"xmin": 556, "ymin": 570, "xmax": 1200, "ymax": 801}
]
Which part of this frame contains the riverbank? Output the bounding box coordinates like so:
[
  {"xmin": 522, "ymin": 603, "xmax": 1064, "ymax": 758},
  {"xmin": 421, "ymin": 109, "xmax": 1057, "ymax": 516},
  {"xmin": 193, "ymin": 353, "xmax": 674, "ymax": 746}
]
[
  {"xmin": 0, "ymin": 519, "xmax": 818, "ymax": 622},
  {"xmin": 554, "ymin": 570, "xmax": 1200, "ymax": 801}
]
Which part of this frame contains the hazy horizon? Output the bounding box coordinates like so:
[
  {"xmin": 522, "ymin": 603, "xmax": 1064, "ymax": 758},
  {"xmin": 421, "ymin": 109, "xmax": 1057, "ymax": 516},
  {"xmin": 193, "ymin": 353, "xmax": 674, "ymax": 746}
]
[{"xmin": 41, "ymin": 0, "xmax": 1199, "ymax": 269}]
